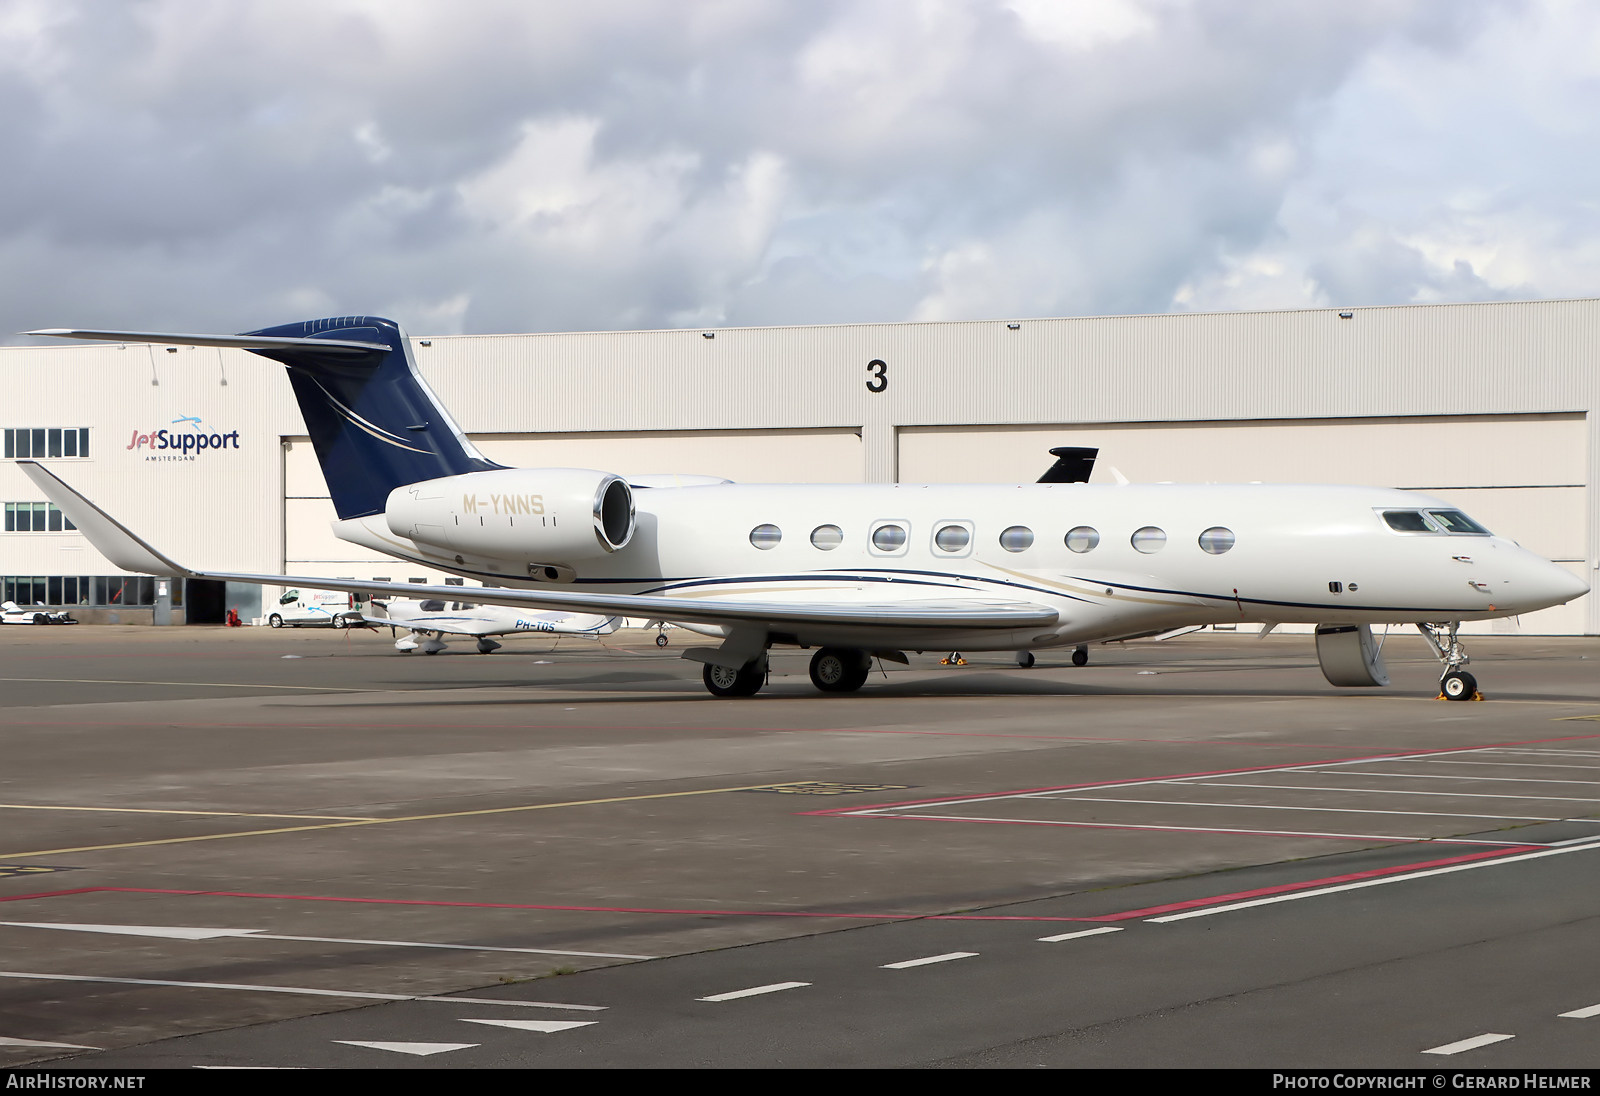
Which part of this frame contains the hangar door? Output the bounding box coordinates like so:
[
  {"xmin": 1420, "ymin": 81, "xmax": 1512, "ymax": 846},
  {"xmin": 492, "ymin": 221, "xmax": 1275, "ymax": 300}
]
[
  {"xmin": 282, "ymin": 428, "xmax": 863, "ymax": 581},
  {"xmin": 898, "ymin": 414, "xmax": 1588, "ymax": 635}
]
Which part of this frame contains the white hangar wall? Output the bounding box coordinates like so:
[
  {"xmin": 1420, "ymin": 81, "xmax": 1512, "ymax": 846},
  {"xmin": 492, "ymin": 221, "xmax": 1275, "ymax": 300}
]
[{"xmin": 1, "ymin": 297, "xmax": 1595, "ymax": 632}]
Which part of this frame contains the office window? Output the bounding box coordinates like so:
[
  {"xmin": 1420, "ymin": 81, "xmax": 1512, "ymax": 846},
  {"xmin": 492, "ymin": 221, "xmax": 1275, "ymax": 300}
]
[
  {"xmin": 5, "ymin": 428, "xmax": 89, "ymax": 460},
  {"xmin": 4, "ymin": 503, "xmax": 77, "ymax": 532}
]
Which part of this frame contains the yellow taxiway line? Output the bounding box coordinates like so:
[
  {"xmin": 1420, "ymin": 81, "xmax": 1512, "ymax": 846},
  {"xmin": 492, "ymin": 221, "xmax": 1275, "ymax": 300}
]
[
  {"xmin": 0, "ymin": 677, "xmax": 370, "ymax": 692},
  {"xmin": 0, "ymin": 804, "xmax": 375, "ymax": 821},
  {"xmin": 0, "ymin": 782, "xmax": 793, "ymax": 860}
]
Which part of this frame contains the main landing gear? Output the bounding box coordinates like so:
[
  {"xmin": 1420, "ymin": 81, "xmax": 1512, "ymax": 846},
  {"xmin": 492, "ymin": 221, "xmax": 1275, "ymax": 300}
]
[
  {"xmin": 702, "ymin": 659, "xmax": 766, "ymax": 697},
  {"xmin": 1417, "ymin": 621, "xmax": 1481, "ymax": 701},
  {"xmin": 1072, "ymin": 644, "xmax": 1089, "ymax": 667},
  {"xmin": 809, "ymin": 648, "xmax": 872, "ymax": 693}
]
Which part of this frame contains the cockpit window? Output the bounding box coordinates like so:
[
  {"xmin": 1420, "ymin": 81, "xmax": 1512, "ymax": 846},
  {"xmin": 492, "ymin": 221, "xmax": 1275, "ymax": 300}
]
[
  {"xmin": 1427, "ymin": 510, "xmax": 1490, "ymax": 535},
  {"xmin": 1382, "ymin": 509, "xmax": 1492, "ymax": 535},
  {"xmin": 1382, "ymin": 510, "xmax": 1436, "ymax": 533},
  {"xmin": 419, "ymin": 599, "xmax": 446, "ymax": 611}
]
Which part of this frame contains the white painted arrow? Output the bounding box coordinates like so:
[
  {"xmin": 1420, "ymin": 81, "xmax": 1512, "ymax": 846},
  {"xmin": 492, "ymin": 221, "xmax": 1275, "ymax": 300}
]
[
  {"xmin": 336, "ymin": 1041, "xmax": 478, "ymax": 1057},
  {"xmin": 0, "ymin": 1036, "xmax": 100, "ymax": 1049},
  {"xmin": 460, "ymin": 1019, "xmax": 596, "ymax": 1034},
  {"xmin": 0, "ymin": 922, "xmax": 258, "ymax": 941}
]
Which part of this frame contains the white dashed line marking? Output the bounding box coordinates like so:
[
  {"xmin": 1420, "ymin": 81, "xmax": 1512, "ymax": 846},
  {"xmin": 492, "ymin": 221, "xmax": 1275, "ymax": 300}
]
[
  {"xmin": 881, "ymin": 952, "xmax": 978, "ymax": 969},
  {"xmin": 698, "ymin": 981, "xmax": 810, "ymax": 1002},
  {"xmin": 1558, "ymin": 1003, "xmax": 1600, "ymax": 1019},
  {"xmin": 1422, "ymin": 1033, "xmax": 1514, "ymax": 1055},
  {"xmin": 1038, "ymin": 926, "xmax": 1123, "ymax": 943}
]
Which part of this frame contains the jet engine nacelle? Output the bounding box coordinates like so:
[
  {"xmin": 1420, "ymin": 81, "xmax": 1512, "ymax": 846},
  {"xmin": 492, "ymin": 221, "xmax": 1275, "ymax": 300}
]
[{"xmin": 385, "ymin": 468, "xmax": 635, "ymax": 567}]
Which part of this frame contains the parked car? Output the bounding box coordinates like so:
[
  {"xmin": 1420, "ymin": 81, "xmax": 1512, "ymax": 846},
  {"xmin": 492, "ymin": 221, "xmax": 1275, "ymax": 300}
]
[
  {"xmin": 266, "ymin": 589, "xmax": 362, "ymax": 628},
  {"xmin": 1, "ymin": 600, "xmax": 78, "ymax": 625}
]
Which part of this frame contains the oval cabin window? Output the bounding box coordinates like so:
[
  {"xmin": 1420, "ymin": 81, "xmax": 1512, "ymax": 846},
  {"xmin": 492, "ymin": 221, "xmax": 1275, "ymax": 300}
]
[
  {"xmin": 872, "ymin": 524, "xmax": 907, "ymax": 551},
  {"xmin": 1198, "ymin": 527, "xmax": 1235, "ymax": 555},
  {"xmin": 810, "ymin": 524, "xmax": 843, "ymax": 550},
  {"xmin": 749, "ymin": 524, "xmax": 782, "ymax": 549},
  {"xmin": 1131, "ymin": 526, "xmax": 1167, "ymax": 554},
  {"xmin": 999, "ymin": 526, "xmax": 1034, "ymax": 552},
  {"xmin": 934, "ymin": 524, "xmax": 970, "ymax": 552},
  {"xmin": 1065, "ymin": 526, "xmax": 1099, "ymax": 553}
]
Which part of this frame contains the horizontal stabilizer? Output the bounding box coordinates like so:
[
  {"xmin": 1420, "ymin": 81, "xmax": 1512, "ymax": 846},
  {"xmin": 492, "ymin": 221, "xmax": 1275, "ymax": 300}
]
[
  {"xmin": 18, "ymin": 462, "xmax": 192, "ymax": 578},
  {"xmin": 24, "ymin": 329, "xmax": 389, "ymax": 355}
]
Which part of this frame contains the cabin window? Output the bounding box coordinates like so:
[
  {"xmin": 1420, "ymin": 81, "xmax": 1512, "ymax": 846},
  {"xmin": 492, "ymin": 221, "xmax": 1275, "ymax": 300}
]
[
  {"xmin": 749, "ymin": 524, "xmax": 782, "ymax": 549},
  {"xmin": 810, "ymin": 524, "xmax": 843, "ymax": 550},
  {"xmin": 1427, "ymin": 510, "xmax": 1491, "ymax": 535},
  {"xmin": 1065, "ymin": 526, "xmax": 1099, "ymax": 553},
  {"xmin": 419, "ymin": 599, "xmax": 446, "ymax": 611},
  {"xmin": 998, "ymin": 526, "xmax": 1034, "ymax": 552},
  {"xmin": 934, "ymin": 524, "xmax": 970, "ymax": 552},
  {"xmin": 871, "ymin": 523, "xmax": 908, "ymax": 552},
  {"xmin": 1131, "ymin": 526, "xmax": 1167, "ymax": 553},
  {"xmin": 1198, "ymin": 527, "xmax": 1235, "ymax": 555}
]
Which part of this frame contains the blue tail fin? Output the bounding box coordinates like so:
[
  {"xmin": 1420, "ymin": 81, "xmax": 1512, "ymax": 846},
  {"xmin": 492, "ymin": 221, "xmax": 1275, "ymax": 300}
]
[{"xmin": 242, "ymin": 317, "xmax": 501, "ymax": 520}]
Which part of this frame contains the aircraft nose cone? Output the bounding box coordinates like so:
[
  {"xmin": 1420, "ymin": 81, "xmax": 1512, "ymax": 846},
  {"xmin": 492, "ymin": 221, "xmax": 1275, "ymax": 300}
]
[{"xmin": 1522, "ymin": 561, "xmax": 1589, "ymax": 609}]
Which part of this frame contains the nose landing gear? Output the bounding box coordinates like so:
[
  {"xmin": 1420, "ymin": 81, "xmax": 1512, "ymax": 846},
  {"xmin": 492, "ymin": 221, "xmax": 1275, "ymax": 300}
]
[{"xmin": 1417, "ymin": 622, "xmax": 1482, "ymax": 701}]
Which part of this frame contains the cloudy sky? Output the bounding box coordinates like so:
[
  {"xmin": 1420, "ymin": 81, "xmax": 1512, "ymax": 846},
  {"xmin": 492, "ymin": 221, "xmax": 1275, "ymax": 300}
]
[{"xmin": 3, "ymin": 0, "xmax": 1598, "ymax": 340}]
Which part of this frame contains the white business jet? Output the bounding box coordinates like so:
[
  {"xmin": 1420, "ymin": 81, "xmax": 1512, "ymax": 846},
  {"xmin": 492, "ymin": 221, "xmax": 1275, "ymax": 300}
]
[
  {"xmin": 22, "ymin": 317, "xmax": 1588, "ymax": 700},
  {"xmin": 358, "ymin": 596, "xmax": 619, "ymax": 654}
]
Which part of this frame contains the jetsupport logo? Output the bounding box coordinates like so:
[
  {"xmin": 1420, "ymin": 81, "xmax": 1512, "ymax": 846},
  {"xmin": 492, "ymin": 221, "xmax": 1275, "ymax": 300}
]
[{"xmin": 127, "ymin": 416, "xmax": 241, "ymax": 462}]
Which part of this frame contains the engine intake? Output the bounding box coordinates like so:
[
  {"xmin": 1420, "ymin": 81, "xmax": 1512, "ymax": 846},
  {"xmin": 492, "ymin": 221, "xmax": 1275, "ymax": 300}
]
[{"xmin": 385, "ymin": 468, "xmax": 635, "ymax": 565}]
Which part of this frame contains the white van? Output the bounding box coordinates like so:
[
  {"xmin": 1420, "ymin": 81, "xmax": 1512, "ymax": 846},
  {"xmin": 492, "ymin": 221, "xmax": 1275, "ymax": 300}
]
[{"xmin": 267, "ymin": 589, "xmax": 362, "ymax": 628}]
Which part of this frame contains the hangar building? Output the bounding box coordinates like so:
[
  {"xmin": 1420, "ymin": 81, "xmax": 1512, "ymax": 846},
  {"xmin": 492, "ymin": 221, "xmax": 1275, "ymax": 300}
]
[{"xmin": 1, "ymin": 297, "xmax": 1594, "ymax": 634}]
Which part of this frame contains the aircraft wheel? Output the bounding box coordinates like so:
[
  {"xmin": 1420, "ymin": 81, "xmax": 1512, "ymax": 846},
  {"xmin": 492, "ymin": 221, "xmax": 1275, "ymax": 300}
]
[
  {"xmin": 809, "ymin": 648, "xmax": 870, "ymax": 693},
  {"xmin": 268, "ymin": 614, "xmax": 284, "ymax": 629},
  {"xmin": 703, "ymin": 661, "xmax": 764, "ymax": 697},
  {"xmin": 476, "ymin": 639, "xmax": 500, "ymax": 654},
  {"xmin": 1016, "ymin": 651, "xmax": 1036, "ymax": 669},
  {"xmin": 1441, "ymin": 670, "xmax": 1478, "ymax": 701},
  {"xmin": 1072, "ymin": 645, "xmax": 1089, "ymax": 667},
  {"xmin": 656, "ymin": 633, "xmax": 669, "ymax": 647}
]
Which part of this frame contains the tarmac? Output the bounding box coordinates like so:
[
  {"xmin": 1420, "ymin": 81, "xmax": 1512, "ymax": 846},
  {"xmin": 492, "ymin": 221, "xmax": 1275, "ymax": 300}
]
[{"xmin": 0, "ymin": 623, "xmax": 1596, "ymax": 1068}]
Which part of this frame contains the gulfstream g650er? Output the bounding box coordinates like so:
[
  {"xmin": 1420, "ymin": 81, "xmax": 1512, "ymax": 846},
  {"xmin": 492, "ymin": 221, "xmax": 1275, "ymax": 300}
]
[{"xmin": 22, "ymin": 317, "xmax": 1588, "ymax": 699}]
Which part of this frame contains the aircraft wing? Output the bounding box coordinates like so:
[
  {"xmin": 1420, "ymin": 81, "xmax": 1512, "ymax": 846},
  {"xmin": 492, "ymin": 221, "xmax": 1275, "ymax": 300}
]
[{"xmin": 21, "ymin": 463, "xmax": 1059, "ymax": 633}]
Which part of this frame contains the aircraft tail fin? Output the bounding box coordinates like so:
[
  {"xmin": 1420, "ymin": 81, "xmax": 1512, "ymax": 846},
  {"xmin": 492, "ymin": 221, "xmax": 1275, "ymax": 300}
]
[
  {"xmin": 1038, "ymin": 446, "xmax": 1098, "ymax": 484},
  {"xmin": 26, "ymin": 317, "xmax": 502, "ymax": 519}
]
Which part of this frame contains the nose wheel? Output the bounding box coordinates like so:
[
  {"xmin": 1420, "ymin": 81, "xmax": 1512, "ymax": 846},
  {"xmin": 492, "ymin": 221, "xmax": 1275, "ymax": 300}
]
[
  {"xmin": 1418, "ymin": 622, "xmax": 1483, "ymax": 701},
  {"xmin": 1441, "ymin": 670, "xmax": 1479, "ymax": 701}
]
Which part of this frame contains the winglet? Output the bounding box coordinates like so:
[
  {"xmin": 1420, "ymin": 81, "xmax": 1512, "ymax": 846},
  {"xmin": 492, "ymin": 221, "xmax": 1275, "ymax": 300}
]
[{"xmin": 17, "ymin": 462, "xmax": 192, "ymax": 578}]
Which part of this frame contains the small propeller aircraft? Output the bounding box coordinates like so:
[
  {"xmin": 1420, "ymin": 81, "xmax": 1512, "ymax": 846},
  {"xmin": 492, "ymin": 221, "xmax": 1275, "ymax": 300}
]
[
  {"xmin": 22, "ymin": 316, "xmax": 1588, "ymax": 699},
  {"xmin": 356, "ymin": 596, "xmax": 619, "ymax": 654}
]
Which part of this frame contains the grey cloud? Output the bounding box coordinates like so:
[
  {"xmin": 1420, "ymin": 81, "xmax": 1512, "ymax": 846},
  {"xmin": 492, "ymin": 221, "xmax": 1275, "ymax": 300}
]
[{"xmin": 0, "ymin": 0, "xmax": 1572, "ymax": 343}]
